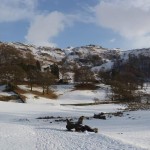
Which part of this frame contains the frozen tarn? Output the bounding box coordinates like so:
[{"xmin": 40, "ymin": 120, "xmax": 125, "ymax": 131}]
[{"xmin": 35, "ymin": 124, "xmax": 146, "ymax": 150}]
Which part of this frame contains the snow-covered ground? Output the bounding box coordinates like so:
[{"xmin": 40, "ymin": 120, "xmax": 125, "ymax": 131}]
[
  {"xmin": 52, "ymin": 84, "xmax": 109, "ymax": 104},
  {"xmin": 0, "ymin": 85, "xmax": 16, "ymax": 96},
  {"xmin": 0, "ymin": 84, "xmax": 150, "ymax": 150}
]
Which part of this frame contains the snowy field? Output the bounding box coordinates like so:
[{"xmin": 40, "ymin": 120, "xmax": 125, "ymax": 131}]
[{"xmin": 0, "ymin": 85, "xmax": 150, "ymax": 150}]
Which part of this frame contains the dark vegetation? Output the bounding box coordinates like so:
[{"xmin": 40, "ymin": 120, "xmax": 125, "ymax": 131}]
[
  {"xmin": 0, "ymin": 44, "xmax": 58, "ymax": 100},
  {"xmin": 74, "ymin": 83, "xmax": 99, "ymax": 90},
  {"xmin": 74, "ymin": 66, "xmax": 96, "ymax": 84},
  {"xmin": 0, "ymin": 95, "xmax": 20, "ymax": 101},
  {"xmin": 99, "ymin": 54, "xmax": 150, "ymax": 102},
  {"xmin": 36, "ymin": 112, "xmax": 124, "ymax": 124},
  {"xmin": 125, "ymin": 102, "xmax": 150, "ymax": 111},
  {"xmin": 61, "ymin": 101, "xmax": 120, "ymax": 106}
]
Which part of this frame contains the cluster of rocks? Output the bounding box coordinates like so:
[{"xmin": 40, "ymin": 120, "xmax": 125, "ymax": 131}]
[
  {"xmin": 66, "ymin": 116, "xmax": 98, "ymax": 133},
  {"xmin": 36, "ymin": 116, "xmax": 67, "ymax": 123},
  {"xmin": 36, "ymin": 111, "xmax": 124, "ymax": 124},
  {"xmin": 93, "ymin": 112, "xmax": 106, "ymax": 120}
]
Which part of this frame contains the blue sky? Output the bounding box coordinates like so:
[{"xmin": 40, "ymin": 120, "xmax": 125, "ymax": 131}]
[{"xmin": 0, "ymin": 0, "xmax": 150, "ymax": 49}]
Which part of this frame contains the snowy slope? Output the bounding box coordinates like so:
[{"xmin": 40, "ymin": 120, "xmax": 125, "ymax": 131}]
[
  {"xmin": 8, "ymin": 42, "xmax": 65, "ymax": 66},
  {"xmin": 121, "ymin": 48, "xmax": 150, "ymax": 61},
  {"xmin": 1, "ymin": 42, "xmax": 150, "ymax": 72},
  {"xmin": 64, "ymin": 45, "xmax": 120, "ymax": 67},
  {"xmin": 0, "ymin": 84, "xmax": 150, "ymax": 150},
  {"xmin": 0, "ymin": 101, "xmax": 149, "ymax": 150}
]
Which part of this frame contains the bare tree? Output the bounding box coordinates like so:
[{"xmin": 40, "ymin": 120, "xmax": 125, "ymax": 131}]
[
  {"xmin": 0, "ymin": 44, "xmax": 22, "ymax": 65},
  {"xmin": 74, "ymin": 66, "xmax": 95, "ymax": 84},
  {"xmin": 36, "ymin": 71, "xmax": 56, "ymax": 95},
  {"xmin": 0, "ymin": 65, "xmax": 26, "ymax": 89}
]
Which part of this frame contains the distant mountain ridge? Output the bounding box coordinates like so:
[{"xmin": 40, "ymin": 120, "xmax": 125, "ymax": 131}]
[{"xmin": 1, "ymin": 42, "xmax": 150, "ymax": 72}]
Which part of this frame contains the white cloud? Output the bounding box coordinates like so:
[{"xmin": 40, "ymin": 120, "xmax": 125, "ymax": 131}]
[
  {"xmin": 26, "ymin": 11, "xmax": 73, "ymax": 47},
  {"xmin": 93, "ymin": 0, "xmax": 150, "ymax": 48},
  {"xmin": 110, "ymin": 38, "xmax": 116, "ymax": 43},
  {"xmin": 0, "ymin": 0, "xmax": 75, "ymax": 47},
  {"xmin": 131, "ymin": 35, "xmax": 150, "ymax": 49},
  {"xmin": 0, "ymin": 0, "xmax": 37, "ymax": 22}
]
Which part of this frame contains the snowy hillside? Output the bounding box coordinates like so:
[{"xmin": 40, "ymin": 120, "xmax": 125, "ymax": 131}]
[
  {"xmin": 63, "ymin": 45, "xmax": 121, "ymax": 70},
  {"xmin": 121, "ymin": 48, "xmax": 150, "ymax": 60},
  {"xmin": 0, "ymin": 40, "xmax": 150, "ymax": 149},
  {"xmin": 1, "ymin": 42, "xmax": 150, "ymax": 72},
  {"xmin": 7, "ymin": 42, "xmax": 65, "ymax": 66},
  {"xmin": 0, "ymin": 84, "xmax": 150, "ymax": 150}
]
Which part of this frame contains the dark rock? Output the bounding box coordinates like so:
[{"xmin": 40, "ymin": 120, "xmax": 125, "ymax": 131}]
[
  {"xmin": 93, "ymin": 113, "xmax": 106, "ymax": 120},
  {"xmin": 36, "ymin": 116, "xmax": 55, "ymax": 119},
  {"xmin": 55, "ymin": 119, "xmax": 66, "ymax": 122},
  {"xmin": 113, "ymin": 112, "xmax": 123, "ymax": 117},
  {"xmin": 66, "ymin": 116, "xmax": 98, "ymax": 133}
]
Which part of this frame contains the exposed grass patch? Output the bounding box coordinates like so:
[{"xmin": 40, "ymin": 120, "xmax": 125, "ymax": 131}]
[
  {"xmin": 13, "ymin": 88, "xmax": 27, "ymax": 103},
  {"xmin": 31, "ymin": 90, "xmax": 57, "ymax": 99},
  {"xmin": 74, "ymin": 83, "xmax": 99, "ymax": 90},
  {"xmin": 14, "ymin": 87, "xmax": 27, "ymax": 94},
  {"xmin": 15, "ymin": 85, "xmax": 58, "ymax": 100},
  {"xmin": 0, "ymin": 95, "xmax": 19, "ymax": 101}
]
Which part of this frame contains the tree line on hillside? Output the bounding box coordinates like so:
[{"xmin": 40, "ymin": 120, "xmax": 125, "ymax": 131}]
[
  {"xmin": 99, "ymin": 55, "xmax": 150, "ymax": 102},
  {"xmin": 0, "ymin": 44, "xmax": 97, "ymax": 95},
  {"xmin": 0, "ymin": 44, "xmax": 149, "ymax": 101},
  {"xmin": 0, "ymin": 44, "xmax": 58, "ymax": 95}
]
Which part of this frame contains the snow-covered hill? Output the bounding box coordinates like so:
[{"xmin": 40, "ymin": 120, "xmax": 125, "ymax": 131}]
[
  {"xmin": 1, "ymin": 42, "xmax": 150, "ymax": 72},
  {"xmin": 7, "ymin": 42, "xmax": 65, "ymax": 66},
  {"xmin": 0, "ymin": 42, "xmax": 150, "ymax": 149}
]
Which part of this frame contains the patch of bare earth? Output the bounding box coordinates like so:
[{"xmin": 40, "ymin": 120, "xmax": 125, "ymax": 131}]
[
  {"xmin": 14, "ymin": 86, "xmax": 57, "ymax": 102},
  {"xmin": 0, "ymin": 95, "xmax": 19, "ymax": 102}
]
